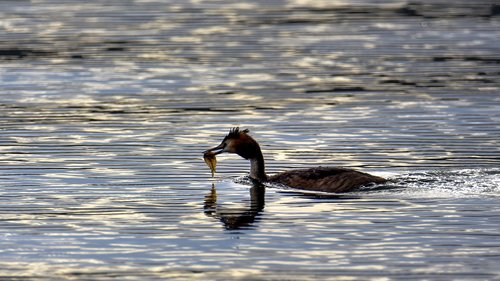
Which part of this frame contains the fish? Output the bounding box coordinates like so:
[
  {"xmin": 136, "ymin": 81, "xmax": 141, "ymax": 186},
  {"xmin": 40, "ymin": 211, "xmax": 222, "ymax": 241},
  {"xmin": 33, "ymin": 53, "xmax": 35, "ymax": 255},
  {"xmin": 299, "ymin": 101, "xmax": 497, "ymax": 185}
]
[{"xmin": 203, "ymin": 151, "xmax": 217, "ymax": 177}]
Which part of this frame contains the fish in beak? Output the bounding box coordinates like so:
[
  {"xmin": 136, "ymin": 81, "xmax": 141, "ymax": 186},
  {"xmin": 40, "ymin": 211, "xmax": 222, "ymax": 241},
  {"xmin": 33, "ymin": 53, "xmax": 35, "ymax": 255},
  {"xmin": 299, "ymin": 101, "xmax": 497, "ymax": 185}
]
[{"xmin": 203, "ymin": 143, "xmax": 225, "ymax": 177}]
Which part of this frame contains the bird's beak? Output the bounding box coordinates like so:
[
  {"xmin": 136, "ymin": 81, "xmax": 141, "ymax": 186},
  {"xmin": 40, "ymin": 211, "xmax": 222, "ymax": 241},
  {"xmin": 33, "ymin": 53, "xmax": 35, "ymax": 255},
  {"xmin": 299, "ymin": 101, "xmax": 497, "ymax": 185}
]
[{"xmin": 203, "ymin": 143, "xmax": 225, "ymax": 155}]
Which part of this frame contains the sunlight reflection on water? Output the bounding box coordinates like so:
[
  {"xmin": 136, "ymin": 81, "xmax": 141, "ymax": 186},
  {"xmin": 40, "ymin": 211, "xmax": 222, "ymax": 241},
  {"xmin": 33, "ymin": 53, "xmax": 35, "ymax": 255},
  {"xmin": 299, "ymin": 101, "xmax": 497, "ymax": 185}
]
[{"xmin": 1, "ymin": 0, "xmax": 500, "ymax": 280}]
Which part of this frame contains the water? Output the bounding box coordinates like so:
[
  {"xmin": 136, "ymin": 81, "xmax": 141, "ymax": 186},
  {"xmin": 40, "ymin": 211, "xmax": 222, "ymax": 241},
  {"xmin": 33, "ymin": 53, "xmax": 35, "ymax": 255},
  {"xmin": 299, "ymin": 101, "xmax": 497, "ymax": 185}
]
[{"xmin": 1, "ymin": 0, "xmax": 500, "ymax": 280}]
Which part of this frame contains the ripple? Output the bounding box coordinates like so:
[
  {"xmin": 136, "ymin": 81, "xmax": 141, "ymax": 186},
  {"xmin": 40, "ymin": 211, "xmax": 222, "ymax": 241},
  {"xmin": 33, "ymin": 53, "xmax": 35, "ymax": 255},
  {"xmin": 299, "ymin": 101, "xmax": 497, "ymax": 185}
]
[{"xmin": 1, "ymin": 0, "xmax": 500, "ymax": 280}]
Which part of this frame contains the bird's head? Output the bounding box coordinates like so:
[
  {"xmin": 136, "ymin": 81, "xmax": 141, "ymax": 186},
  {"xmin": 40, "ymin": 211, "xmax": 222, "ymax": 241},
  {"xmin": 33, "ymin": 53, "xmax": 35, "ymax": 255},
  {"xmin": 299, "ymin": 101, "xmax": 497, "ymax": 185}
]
[{"xmin": 204, "ymin": 127, "xmax": 261, "ymax": 160}]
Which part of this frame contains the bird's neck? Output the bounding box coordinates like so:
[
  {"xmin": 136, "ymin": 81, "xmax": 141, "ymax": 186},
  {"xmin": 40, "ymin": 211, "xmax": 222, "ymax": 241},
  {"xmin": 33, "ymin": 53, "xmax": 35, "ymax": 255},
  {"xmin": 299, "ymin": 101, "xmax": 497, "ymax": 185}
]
[{"xmin": 249, "ymin": 148, "xmax": 267, "ymax": 181}]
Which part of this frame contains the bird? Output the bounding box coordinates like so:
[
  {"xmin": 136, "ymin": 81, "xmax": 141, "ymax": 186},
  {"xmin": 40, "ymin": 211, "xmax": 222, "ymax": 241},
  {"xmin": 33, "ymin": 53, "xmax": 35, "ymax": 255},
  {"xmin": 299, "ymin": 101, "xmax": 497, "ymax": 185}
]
[{"xmin": 203, "ymin": 127, "xmax": 386, "ymax": 193}]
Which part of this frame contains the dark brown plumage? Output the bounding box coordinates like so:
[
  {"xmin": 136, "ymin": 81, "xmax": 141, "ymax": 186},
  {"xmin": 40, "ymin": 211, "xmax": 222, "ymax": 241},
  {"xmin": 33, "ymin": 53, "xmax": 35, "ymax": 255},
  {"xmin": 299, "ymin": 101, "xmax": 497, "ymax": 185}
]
[
  {"xmin": 204, "ymin": 127, "xmax": 386, "ymax": 193},
  {"xmin": 268, "ymin": 167, "xmax": 386, "ymax": 193}
]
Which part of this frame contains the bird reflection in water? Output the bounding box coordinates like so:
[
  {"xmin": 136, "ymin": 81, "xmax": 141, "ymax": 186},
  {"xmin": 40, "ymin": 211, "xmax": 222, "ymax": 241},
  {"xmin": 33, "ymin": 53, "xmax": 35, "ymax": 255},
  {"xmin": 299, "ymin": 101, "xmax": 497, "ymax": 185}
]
[{"xmin": 204, "ymin": 182, "xmax": 265, "ymax": 230}]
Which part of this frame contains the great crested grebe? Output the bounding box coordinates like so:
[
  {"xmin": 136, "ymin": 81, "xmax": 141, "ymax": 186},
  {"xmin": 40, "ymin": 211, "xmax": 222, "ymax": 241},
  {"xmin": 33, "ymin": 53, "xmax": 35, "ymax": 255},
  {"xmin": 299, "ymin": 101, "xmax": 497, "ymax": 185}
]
[{"xmin": 204, "ymin": 127, "xmax": 386, "ymax": 193}]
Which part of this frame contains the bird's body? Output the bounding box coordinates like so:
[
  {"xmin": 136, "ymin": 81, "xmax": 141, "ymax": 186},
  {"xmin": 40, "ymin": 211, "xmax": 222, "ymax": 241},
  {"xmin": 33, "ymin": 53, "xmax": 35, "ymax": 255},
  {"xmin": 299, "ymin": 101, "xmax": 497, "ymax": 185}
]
[
  {"xmin": 204, "ymin": 128, "xmax": 386, "ymax": 193},
  {"xmin": 268, "ymin": 167, "xmax": 386, "ymax": 193}
]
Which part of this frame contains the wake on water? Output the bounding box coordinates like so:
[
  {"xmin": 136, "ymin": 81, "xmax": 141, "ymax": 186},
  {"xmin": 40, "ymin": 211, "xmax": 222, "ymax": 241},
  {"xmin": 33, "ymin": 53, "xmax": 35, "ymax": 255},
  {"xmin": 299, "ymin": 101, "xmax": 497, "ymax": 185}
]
[{"xmin": 359, "ymin": 168, "xmax": 500, "ymax": 198}]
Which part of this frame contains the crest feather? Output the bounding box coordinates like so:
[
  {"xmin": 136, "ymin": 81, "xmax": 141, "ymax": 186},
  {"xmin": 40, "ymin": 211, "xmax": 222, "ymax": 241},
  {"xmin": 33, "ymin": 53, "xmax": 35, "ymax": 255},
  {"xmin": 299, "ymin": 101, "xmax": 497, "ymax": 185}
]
[{"xmin": 226, "ymin": 127, "xmax": 249, "ymax": 139}]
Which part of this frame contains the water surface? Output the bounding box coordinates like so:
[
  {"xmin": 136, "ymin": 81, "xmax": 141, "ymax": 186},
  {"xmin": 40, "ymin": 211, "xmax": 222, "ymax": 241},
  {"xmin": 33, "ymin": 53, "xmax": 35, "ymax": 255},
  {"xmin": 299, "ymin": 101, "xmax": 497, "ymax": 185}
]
[{"xmin": 1, "ymin": 1, "xmax": 499, "ymax": 280}]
